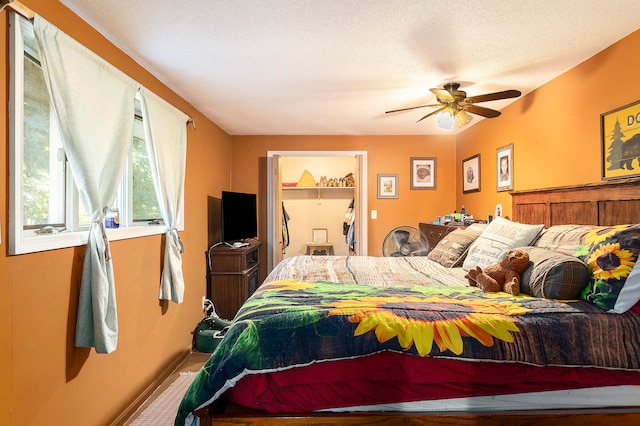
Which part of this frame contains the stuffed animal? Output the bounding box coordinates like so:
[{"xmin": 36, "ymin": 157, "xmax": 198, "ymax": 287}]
[{"xmin": 465, "ymin": 248, "xmax": 530, "ymax": 295}]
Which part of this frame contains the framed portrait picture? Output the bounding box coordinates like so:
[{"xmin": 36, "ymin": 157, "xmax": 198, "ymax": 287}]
[
  {"xmin": 462, "ymin": 154, "xmax": 480, "ymax": 193},
  {"xmin": 601, "ymin": 100, "xmax": 640, "ymax": 180},
  {"xmin": 377, "ymin": 174, "xmax": 398, "ymax": 199},
  {"xmin": 496, "ymin": 144, "xmax": 514, "ymax": 192},
  {"xmin": 410, "ymin": 157, "xmax": 436, "ymax": 190}
]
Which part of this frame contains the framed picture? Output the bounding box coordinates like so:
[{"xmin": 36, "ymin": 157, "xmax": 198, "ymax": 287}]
[
  {"xmin": 496, "ymin": 144, "xmax": 514, "ymax": 192},
  {"xmin": 312, "ymin": 228, "xmax": 328, "ymax": 243},
  {"xmin": 462, "ymin": 154, "xmax": 480, "ymax": 193},
  {"xmin": 410, "ymin": 157, "xmax": 436, "ymax": 190},
  {"xmin": 377, "ymin": 174, "xmax": 398, "ymax": 199},
  {"xmin": 601, "ymin": 100, "xmax": 640, "ymax": 180}
]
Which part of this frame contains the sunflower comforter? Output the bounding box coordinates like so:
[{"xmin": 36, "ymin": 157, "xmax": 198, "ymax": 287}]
[{"xmin": 176, "ymin": 256, "xmax": 640, "ymax": 426}]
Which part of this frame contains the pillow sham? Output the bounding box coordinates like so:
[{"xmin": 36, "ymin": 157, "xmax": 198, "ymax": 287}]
[
  {"xmin": 577, "ymin": 224, "xmax": 640, "ymax": 313},
  {"xmin": 533, "ymin": 224, "xmax": 598, "ymax": 256},
  {"xmin": 427, "ymin": 223, "xmax": 487, "ymax": 268},
  {"xmin": 519, "ymin": 246, "xmax": 589, "ymax": 300},
  {"xmin": 462, "ymin": 217, "xmax": 544, "ymax": 271}
]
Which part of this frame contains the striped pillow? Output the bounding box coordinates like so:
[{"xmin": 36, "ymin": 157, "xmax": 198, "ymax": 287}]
[
  {"xmin": 533, "ymin": 224, "xmax": 598, "ymax": 256},
  {"xmin": 427, "ymin": 223, "xmax": 486, "ymax": 268}
]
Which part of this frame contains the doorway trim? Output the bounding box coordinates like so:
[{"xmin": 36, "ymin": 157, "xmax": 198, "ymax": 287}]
[{"xmin": 267, "ymin": 150, "xmax": 368, "ymax": 271}]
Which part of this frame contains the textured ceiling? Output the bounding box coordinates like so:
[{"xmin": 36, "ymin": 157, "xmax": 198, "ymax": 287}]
[{"xmin": 59, "ymin": 0, "xmax": 640, "ymax": 135}]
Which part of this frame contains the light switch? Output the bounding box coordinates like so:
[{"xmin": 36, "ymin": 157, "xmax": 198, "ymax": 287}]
[{"xmin": 371, "ymin": 210, "xmax": 377, "ymax": 220}]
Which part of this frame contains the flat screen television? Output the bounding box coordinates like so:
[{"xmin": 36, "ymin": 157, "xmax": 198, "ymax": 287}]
[
  {"xmin": 221, "ymin": 191, "xmax": 257, "ymax": 243},
  {"xmin": 207, "ymin": 196, "xmax": 222, "ymax": 247}
]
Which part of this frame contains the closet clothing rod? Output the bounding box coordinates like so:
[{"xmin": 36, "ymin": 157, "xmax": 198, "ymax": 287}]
[{"xmin": 0, "ymin": 0, "xmax": 34, "ymax": 19}]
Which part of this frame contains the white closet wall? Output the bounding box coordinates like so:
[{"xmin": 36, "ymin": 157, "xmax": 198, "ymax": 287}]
[{"xmin": 281, "ymin": 156, "xmax": 355, "ymax": 258}]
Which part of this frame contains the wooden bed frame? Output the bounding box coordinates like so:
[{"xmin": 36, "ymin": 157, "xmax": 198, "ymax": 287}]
[
  {"xmin": 511, "ymin": 177, "xmax": 640, "ymax": 226},
  {"xmin": 194, "ymin": 178, "xmax": 640, "ymax": 426}
]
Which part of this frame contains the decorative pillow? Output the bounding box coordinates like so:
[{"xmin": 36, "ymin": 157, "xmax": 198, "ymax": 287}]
[
  {"xmin": 533, "ymin": 224, "xmax": 599, "ymax": 256},
  {"xmin": 462, "ymin": 217, "xmax": 544, "ymax": 271},
  {"xmin": 519, "ymin": 246, "xmax": 589, "ymax": 299},
  {"xmin": 427, "ymin": 223, "xmax": 487, "ymax": 268},
  {"xmin": 577, "ymin": 224, "xmax": 640, "ymax": 313}
]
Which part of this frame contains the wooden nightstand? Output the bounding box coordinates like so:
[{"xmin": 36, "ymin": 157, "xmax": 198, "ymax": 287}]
[{"xmin": 305, "ymin": 242, "xmax": 335, "ymax": 256}]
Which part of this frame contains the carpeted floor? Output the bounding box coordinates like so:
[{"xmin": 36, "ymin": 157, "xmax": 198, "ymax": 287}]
[{"xmin": 129, "ymin": 372, "xmax": 197, "ymax": 425}]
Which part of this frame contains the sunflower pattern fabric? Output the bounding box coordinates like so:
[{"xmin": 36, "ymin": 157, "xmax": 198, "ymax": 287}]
[
  {"xmin": 176, "ymin": 274, "xmax": 640, "ymax": 425},
  {"xmin": 577, "ymin": 224, "xmax": 640, "ymax": 313}
]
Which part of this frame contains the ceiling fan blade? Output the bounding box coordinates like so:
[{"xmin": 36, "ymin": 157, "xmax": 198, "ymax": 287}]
[
  {"xmin": 463, "ymin": 104, "xmax": 501, "ymax": 118},
  {"xmin": 385, "ymin": 104, "xmax": 440, "ymax": 114},
  {"xmin": 430, "ymin": 88, "xmax": 454, "ymax": 102},
  {"xmin": 464, "ymin": 89, "xmax": 521, "ymax": 104},
  {"xmin": 417, "ymin": 106, "xmax": 446, "ymax": 123}
]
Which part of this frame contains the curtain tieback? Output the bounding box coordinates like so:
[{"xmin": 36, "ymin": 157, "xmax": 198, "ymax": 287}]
[
  {"xmin": 168, "ymin": 228, "xmax": 184, "ymax": 254},
  {"xmin": 91, "ymin": 220, "xmax": 111, "ymax": 261}
]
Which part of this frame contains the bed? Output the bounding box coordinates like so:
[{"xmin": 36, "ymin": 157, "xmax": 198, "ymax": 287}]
[{"xmin": 176, "ymin": 178, "xmax": 640, "ymax": 426}]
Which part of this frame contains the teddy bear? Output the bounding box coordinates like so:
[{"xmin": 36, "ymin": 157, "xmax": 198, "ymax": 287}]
[{"xmin": 464, "ymin": 248, "xmax": 530, "ymax": 295}]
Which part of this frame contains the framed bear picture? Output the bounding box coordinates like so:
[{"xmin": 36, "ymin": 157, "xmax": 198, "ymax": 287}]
[{"xmin": 601, "ymin": 100, "xmax": 640, "ymax": 180}]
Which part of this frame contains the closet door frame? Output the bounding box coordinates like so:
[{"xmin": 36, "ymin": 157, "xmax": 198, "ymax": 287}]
[{"xmin": 266, "ymin": 150, "xmax": 368, "ymax": 271}]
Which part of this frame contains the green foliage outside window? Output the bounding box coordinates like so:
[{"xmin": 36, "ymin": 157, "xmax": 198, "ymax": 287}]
[{"xmin": 132, "ymin": 136, "xmax": 161, "ymax": 221}]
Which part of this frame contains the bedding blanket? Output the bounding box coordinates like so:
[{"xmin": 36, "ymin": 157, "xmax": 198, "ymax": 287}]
[{"xmin": 176, "ymin": 256, "xmax": 640, "ymax": 425}]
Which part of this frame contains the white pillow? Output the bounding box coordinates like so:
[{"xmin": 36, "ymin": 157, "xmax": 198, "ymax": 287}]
[{"xmin": 462, "ymin": 217, "xmax": 544, "ymax": 271}]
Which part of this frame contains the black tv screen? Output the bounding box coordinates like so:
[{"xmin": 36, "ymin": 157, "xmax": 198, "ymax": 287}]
[
  {"xmin": 221, "ymin": 191, "xmax": 257, "ymax": 242},
  {"xmin": 207, "ymin": 196, "xmax": 222, "ymax": 246}
]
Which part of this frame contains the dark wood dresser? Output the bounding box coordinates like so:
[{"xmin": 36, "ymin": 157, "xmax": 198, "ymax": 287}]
[{"xmin": 207, "ymin": 240, "xmax": 262, "ymax": 320}]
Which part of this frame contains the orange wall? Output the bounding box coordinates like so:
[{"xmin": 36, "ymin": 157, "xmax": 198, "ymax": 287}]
[
  {"xmin": 457, "ymin": 29, "xmax": 640, "ymax": 220},
  {"xmin": 1, "ymin": 2, "xmax": 231, "ymax": 425},
  {"xmin": 230, "ymin": 135, "xmax": 456, "ymax": 257},
  {"xmin": 2, "ymin": 2, "xmax": 640, "ymax": 424}
]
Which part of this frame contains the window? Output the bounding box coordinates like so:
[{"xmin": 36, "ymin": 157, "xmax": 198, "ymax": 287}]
[
  {"xmin": 9, "ymin": 14, "xmax": 167, "ymax": 255},
  {"xmin": 131, "ymin": 109, "xmax": 162, "ymax": 222},
  {"xmin": 22, "ymin": 41, "xmax": 66, "ymax": 229}
]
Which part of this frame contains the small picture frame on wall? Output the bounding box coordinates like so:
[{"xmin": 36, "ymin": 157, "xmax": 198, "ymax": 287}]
[
  {"xmin": 601, "ymin": 99, "xmax": 640, "ymax": 180},
  {"xmin": 312, "ymin": 228, "xmax": 328, "ymax": 243},
  {"xmin": 377, "ymin": 174, "xmax": 398, "ymax": 199},
  {"xmin": 462, "ymin": 154, "xmax": 480, "ymax": 194},
  {"xmin": 496, "ymin": 144, "xmax": 514, "ymax": 192},
  {"xmin": 410, "ymin": 157, "xmax": 436, "ymax": 190}
]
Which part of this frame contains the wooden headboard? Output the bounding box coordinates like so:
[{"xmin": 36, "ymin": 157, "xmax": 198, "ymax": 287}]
[{"xmin": 511, "ymin": 178, "xmax": 640, "ymax": 227}]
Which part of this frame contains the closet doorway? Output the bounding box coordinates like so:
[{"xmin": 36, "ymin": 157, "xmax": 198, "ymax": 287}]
[{"xmin": 267, "ymin": 151, "xmax": 368, "ymax": 271}]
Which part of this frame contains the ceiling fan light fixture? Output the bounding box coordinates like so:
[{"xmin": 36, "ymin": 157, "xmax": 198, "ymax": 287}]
[
  {"xmin": 455, "ymin": 110, "xmax": 473, "ymax": 127},
  {"xmin": 436, "ymin": 110, "xmax": 454, "ymax": 130}
]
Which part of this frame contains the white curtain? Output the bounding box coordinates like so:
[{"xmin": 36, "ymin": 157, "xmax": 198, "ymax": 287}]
[
  {"xmin": 34, "ymin": 15, "xmax": 138, "ymax": 354},
  {"xmin": 139, "ymin": 88, "xmax": 188, "ymax": 303}
]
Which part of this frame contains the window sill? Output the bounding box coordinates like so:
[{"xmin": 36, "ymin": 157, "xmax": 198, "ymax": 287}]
[{"xmin": 10, "ymin": 223, "xmax": 180, "ymax": 255}]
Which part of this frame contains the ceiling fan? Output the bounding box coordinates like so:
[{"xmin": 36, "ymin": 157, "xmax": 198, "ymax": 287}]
[{"xmin": 385, "ymin": 83, "xmax": 521, "ymax": 128}]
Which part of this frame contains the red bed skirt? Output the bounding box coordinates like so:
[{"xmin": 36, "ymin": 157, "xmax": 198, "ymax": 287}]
[{"xmin": 227, "ymin": 351, "xmax": 640, "ymax": 413}]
